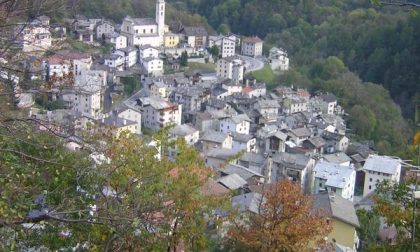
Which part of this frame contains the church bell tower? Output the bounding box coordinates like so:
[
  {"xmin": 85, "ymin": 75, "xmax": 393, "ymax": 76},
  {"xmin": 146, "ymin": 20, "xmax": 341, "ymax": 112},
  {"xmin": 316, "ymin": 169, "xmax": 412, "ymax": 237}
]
[{"xmin": 156, "ymin": 0, "xmax": 165, "ymax": 45}]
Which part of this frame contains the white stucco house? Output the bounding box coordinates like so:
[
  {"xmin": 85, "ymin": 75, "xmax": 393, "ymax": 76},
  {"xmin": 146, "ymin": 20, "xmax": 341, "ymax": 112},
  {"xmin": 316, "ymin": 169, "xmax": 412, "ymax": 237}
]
[
  {"xmin": 138, "ymin": 97, "xmax": 182, "ymax": 132},
  {"xmin": 216, "ymin": 56, "xmax": 244, "ymax": 83},
  {"xmin": 362, "ymin": 155, "xmax": 401, "ymax": 197},
  {"xmin": 116, "ymin": 47, "xmax": 138, "ymax": 69},
  {"xmin": 105, "ymin": 32, "xmax": 127, "ymax": 49},
  {"xmin": 219, "ymin": 114, "xmax": 251, "ymax": 135},
  {"xmin": 142, "ymin": 57, "xmax": 163, "ymax": 76},
  {"xmin": 269, "ymin": 47, "xmax": 289, "ymax": 71},
  {"xmin": 313, "ymin": 161, "xmax": 356, "ymax": 201},
  {"xmin": 241, "ymin": 36, "xmax": 263, "ymax": 57}
]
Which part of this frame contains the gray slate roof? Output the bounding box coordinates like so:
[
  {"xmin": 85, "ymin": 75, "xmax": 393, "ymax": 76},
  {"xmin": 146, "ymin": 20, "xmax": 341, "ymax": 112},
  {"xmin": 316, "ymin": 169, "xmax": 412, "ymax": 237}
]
[
  {"xmin": 205, "ymin": 148, "xmax": 241, "ymax": 160},
  {"xmin": 232, "ymin": 132, "xmax": 253, "ymax": 143},
  {"xmin": 221, "ymin": 164, "xmax": 263, "ymax": 181},
  {"xmin": 181, "ymin": 26, "xmax": 208, "ymax": 36},
  {"xmin": 239, "ymin": 152, "xmax": 266, "ymax": 166},
  {"xmin": 313, "ymin": 192, "xmax": 360, "ymax": 228},
  {"xmin": 217, "ymin": 173, "xmax": 247, "ymax": 190},
  {"xmin": 290, "ymin": 127, "xmax": 311, "ymax": 138},
  {"xmin": 272, "ymin": 152, "xmax": 311, "ymax": 170},
  {"xmin": 313, "ymin": 161, "xmax": 354, "ymax": 189},
  {"xmin": 100, "ymin": 116, "xmax": 137, "ymax": 128},
  {"xmin": 320, "ymin": 93, "xmax": 337, "ymax": 103},
  {"xmin": 257, "ymin": 99, "xmax": 281, "ymax": 108},
  {"xmin": 323, "ymin": 152, "xmax": 351, "ymax": 164},
  {"xmin": 125, "ymin": 16, "xmax": 157, "ymax": 26},
  {"xmin": 229, "ymin": 114, "xmax": 251, "ymax": 124},
  {"xmin": 305, "ymin": 136, "xmax": 326, "ymax": 148},
  {"xmin": 201, "ymin": 130, "xmax": 229, "ymax": 144},
  {"xmin": 363, "ymin": 155, "xmax": 401, "ymax": 175},
  {"xmin": 232, "ymin": 192, "xmax": 263, "ymax": 214},
  {"xmin": 170, "ymin": 124, "xmax": 198, "ymax": 137}
]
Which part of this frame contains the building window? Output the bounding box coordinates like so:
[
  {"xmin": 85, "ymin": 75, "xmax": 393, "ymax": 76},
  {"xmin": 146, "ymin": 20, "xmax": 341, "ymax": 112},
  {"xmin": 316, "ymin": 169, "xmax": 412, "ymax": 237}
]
[
  {"xmin": 369, "ymin": 185, "xmax": 372, "ymax": 190},
  {"xmin": 369, "ymin": 178, "xmax": 372, "ymax": 182}
]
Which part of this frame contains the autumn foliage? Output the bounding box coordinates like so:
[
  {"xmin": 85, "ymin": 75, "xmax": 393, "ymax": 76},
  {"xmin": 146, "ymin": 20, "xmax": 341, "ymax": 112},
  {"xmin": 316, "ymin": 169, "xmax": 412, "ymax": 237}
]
[{"xmin": 228, "ymin": 180, "xmax": 332, "ymax": 252}]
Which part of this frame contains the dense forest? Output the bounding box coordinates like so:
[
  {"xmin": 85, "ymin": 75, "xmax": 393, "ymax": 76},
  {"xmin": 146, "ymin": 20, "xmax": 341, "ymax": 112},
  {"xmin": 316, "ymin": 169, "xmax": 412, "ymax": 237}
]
[{"xmin": 170, "ymin": 0, "xmax": 419, "ymax": 119}]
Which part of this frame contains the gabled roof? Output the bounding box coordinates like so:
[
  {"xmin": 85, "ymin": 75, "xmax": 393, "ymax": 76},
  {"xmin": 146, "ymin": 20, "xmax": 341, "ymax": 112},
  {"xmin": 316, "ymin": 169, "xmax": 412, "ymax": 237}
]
[
  {"xmin": 201, "ymin": 179, "xmax": 229, "ymax": 196},
  {"xmin": 227, "ymin": 114, "xmax": 251, "ymax": 124},
  {"xmin": 242, "ymin": 36, "xmax": 263, "ymax": 44},
  {"xmin": 320, "ymin": 93, "xmax": 337, "ymax": 103},
  {"xmin": 231, "ymin": 132, "xmax": 253, "ymax": 143},
  {"xmin": 49, "ymin": 50, "xmax": 92, "ymax": 61},
  {"xmin": 363, "ymin": 155, "xmax": 401, "ymax": 175},
  {"xmin": 138, "ymin": 97, "xmax": 177, "ymax": 110},
  {"xmin": 221, "ymin": 164, "xmax": 263, "ymax": 181},
  {"xmin": 139, "ymin": 44, "xmax": 159, "ymax": 50},
  {"xmin": 180, "ymin": 26, "xmax": 208, "ymax": 36},
  {"xmin": 313, "ymin": 192, "xmax": 359, "ymax": 228},
  {"xmin": 313, "ymin": 161, "xmax": 354, "ymax": 189},
  {"xmin": 304, "ymin": 136, "xmax": 326, "ymax": 148},
  {"xmin": 257, "ymin": 99, "xmax": 280, "ymax": 108},
  {"xmin": 170, "ymin": 124, "xmax": 198, "ymax": 137},
  {"xmin": 125, "ymin": 16, "xmax": 157, "ymax": 26},
  {"xmin": 201, "ymin": 130, "xmax": 229, "ymax": 144},
  {"xmin": 290, "ymin": 127, "xmax": 311, "ymax": 138},
  {"xmin": 217, "ymin": 173, "xmax": 247, "ymax": 190},
  {"xmin": 272, "ymin": 152, "xmax": 312, "ymax": 170},
  {"xmin": 205, "ymin": 148, "xmax": 241, "ymax": 160},
  {"xmin": 116, "ymin": 46, "xmax": 137, "ymax": 53},
  {"xmin": 104, "ymin": 54, "xmax": 123, "ymax": 60},
  {"xmin": 322, "ymin": 131, "xmax": 346, "ymax": 142},
  {"xmin": 239, "ymin": 152, "xmax": 266, "ymax": 166},
  {"xmin": 242, "ymin": 86, "xmax": 255, "ymax": 94},
  {"xmin": 268, "ymin": 131, "xmax": 288, "ymax": 141},
  {"xmin": 100, "ymin": 116, "xmax": 137, "ymax": 128},
  {"xmin": 143, "ymin": 57, "xmax": 161, "ymax": 62},
  {"xmin": 323, "ymin": 152, "xmax": 351, "ymax": 164},
  {"xmin": 232, "ymin": 192, "xmax": 263, "ymax": 214}
]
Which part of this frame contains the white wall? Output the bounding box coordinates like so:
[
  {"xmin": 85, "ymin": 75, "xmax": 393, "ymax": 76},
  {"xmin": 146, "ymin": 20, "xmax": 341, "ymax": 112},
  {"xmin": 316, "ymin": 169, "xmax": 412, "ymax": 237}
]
[
  {"xmin": 363, "ymin": 168, "xmax": 401, "ymax": 197},
  {"xmin": 118, "ymin": 109, "xmax": 142, "ymax": 135}
]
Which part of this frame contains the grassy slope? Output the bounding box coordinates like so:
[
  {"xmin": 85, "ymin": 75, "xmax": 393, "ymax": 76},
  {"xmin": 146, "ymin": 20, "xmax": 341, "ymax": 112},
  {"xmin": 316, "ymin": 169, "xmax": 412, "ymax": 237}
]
[{"xmin": 251, "ymin": 64, "xmax": 277, "ymax": 89}]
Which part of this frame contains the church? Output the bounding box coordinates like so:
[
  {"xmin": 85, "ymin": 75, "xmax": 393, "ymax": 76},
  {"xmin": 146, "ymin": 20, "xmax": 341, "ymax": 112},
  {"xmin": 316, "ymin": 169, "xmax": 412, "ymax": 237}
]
[{"xmin": 121, "ymin": 0, "xmax": 166, "ymax": 47}]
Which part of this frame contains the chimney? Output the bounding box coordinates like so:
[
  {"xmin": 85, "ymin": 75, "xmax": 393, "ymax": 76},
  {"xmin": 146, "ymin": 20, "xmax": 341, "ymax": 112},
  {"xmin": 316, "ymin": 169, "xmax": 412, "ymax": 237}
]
[{"xmin": 123, "ymin": 119, "xmax": 127, "ymax": 125}]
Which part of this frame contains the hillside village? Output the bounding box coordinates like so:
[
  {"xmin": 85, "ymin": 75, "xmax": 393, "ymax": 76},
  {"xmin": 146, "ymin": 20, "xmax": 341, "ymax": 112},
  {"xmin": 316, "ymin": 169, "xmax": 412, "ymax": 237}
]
[{"xmin": 0, "ymin": 0, "xmax": 415, "ymax": 251}]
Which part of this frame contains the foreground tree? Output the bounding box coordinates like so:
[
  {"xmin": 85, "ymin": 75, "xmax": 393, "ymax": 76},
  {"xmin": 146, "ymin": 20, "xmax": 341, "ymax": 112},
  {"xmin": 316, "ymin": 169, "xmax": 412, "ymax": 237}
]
[
  {"xmin": 373, "ymin": 180, "xmax": 420, "ymax": 251},
  {"xmin": 356, "ymin": 209, "xmax": 380, "ymax": 251},
  {"xmin": 228, "ymin": 180, "xmax": 332, "ymax": 252},
  {"xmin": 0, "ymin": 123, "xmax": 229, "ymax": 250}
]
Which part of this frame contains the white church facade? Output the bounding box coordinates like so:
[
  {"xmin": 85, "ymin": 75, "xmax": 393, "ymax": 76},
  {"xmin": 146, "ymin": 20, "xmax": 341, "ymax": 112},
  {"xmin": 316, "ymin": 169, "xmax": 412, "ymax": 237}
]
[{"xmin": 121, "ymin": 0, "xmax": 166, "ymax": 47}]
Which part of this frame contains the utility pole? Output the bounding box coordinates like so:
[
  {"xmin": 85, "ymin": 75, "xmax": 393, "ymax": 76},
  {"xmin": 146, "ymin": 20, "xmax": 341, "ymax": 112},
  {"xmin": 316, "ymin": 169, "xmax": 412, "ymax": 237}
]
[{"xmin": 414, "ymin": 135, "xmax": 420, "ymax": 252}]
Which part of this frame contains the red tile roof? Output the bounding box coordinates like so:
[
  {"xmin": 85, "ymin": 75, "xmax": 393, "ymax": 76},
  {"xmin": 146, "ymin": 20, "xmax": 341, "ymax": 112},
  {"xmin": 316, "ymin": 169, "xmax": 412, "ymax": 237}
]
[
  {"xmin": 243, "ymin": 36, "xmax": 263, "ymax": 44},
  {"xmin": 242, "ymin": 86, "xmax": 255, "ymax": 94}
]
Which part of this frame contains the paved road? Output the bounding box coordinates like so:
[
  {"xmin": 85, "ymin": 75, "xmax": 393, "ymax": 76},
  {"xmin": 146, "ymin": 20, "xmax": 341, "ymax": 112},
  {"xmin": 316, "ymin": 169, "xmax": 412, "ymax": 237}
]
[
  {"xmin": 103, "ymin": 84, "xmax": 113, "ymax": 113},
  {"xmin": 238, "ymin": 55, "xmax": 265, "ymax": 74}
]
